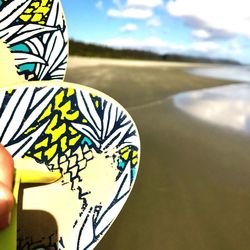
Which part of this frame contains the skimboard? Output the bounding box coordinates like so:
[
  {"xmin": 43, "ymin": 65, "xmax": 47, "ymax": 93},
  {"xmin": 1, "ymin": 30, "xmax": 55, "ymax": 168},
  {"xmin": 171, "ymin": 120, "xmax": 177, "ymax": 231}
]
[
  {"xmin": 0, "ymin": 81, "xmax": 140, "ymax": 249},
  {"xmin": 0, "ymin": 1, "xmax": 140, "ymax": 249},
  {"xmin": 0, "ymin": 0, "xmax": 68, "ymax": 82}
]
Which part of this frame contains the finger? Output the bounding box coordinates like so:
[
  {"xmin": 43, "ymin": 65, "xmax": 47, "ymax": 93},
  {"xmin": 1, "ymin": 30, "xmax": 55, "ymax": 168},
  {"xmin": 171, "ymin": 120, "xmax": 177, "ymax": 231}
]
[
  {"xmin": 0, "ymin": 144, "xmax": 14, "ymax": 189},
  {"xmin": 0, "ymin": 182, "xmax": 14, "ymax": 229},
  {"xmin": 0, "ymin": 144, "xmax": 14, "ymax": 229}
]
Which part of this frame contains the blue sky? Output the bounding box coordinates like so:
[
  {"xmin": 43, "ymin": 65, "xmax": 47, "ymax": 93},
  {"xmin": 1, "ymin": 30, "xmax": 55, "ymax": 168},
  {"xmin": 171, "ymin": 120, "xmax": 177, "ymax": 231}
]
[{"xmin": 61, "ymin": 0, "xmax": 250, "ymax": 64}]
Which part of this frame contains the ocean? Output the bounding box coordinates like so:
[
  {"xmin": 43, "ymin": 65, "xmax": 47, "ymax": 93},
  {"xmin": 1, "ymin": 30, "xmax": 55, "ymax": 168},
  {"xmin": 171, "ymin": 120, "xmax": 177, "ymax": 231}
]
[{"xmin": 188, "ymin": 65, "xmax": 250, "ymax": 83}]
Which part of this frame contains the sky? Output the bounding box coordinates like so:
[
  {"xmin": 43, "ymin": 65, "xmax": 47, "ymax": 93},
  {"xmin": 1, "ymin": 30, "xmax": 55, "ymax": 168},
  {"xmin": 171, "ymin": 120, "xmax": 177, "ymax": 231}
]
[{"xmin": 60, "ymin": 0, "xmax": 250, "ymax": 64}]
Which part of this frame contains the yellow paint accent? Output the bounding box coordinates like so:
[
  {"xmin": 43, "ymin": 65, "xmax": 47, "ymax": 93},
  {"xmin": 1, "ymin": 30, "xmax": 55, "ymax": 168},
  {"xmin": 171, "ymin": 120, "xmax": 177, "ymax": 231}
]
[
  {"xmin": 120, "ymin": 146, "xmax": 129, "ymax": 154},
  {"xmin": 60, "ymin": 101, "xmax": 80, "ymax": 121},
  {"xmin": 60, "ymin": 100, "xmax": 71, "ymax": 118},
  {"xmin": 35, "ymin": 7, "xmax": 50, "ymax": 15},
  {"xmin": 24, "ymin": 126, "xmax": 37, "ymax": 135},
  {"xmin": 69, "ymin": 126, "xmax": 78, "ymax": 135},
  {"xmin": 35, "ymin": 138, "xmax": 49, "ymax": 150},
  {"xmin": 51, "ymin": 123, "xmax": 67, "ymax": 143},
  {"xmin": 19, "ymin": 0, "xmax": 52, "ymax": 24},
  {"xmin": 19, "ymin": 14, "xmax": 32, "ymax": 22},
  {"xmin": 67, "ymin": 88, "xmax": 75, "ymax": 97},
  {"xmin": 82, "ymin": 119, "xmax": 88, "ymax": 123},
  {"xmin": 69, "ymin": 135, "xmax": 81, "ymax": 146},
  {"xmin": 31, "ymin": 2, "xmax": 40, "ymax": 8},
  {"xmin": 132, "ymin": 158, "xmax": 138, "ymax": 165},
  {"xmin": 66, "ymin": 111, "xmax": 79, "ymax": 121},
  {"xmin": 34, "ymin": 151, "xmax": 42, "ymax": 159},
  {"xmin": 132, "ymin": 151, "xmax": 138, "ymax": 158},
  {"xmin": 31, "ymin": 13, "xmax": 43, "ymax": 22},
  {"xmin": 42, "ymin": 0, "xmax": 49, "ymax": 5},
  {"xmin": 95, "ymin": 100, "xmax": 99, "ymax": 108},
  {"xmin": 122, "ymin": 151, "xmax": 130, "ymax": 161},
  {"xmin": 61, "ymin": 136, "xmax": 67, "ymax": 152},
  {"xmin": 24, "ymin": 8, "xmax": 33, "ymax": 14},
  {"xmin": 45, "ymin": 144, "xmax": 58, "ymax": 160}
]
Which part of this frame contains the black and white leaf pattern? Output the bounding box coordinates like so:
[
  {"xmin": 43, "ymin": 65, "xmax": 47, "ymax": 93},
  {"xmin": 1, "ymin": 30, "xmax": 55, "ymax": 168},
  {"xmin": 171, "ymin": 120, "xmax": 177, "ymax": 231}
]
[
  {"xmin": 0, "ymin": 87, "xmax": 58, "ymax": 156},
  {"xmin": 0, "ymin": 0, "xmax": 68, "ymax": 81},
  {"xmin": 73, "ymin": 90, "xmax": 137, "ymax": 151}
]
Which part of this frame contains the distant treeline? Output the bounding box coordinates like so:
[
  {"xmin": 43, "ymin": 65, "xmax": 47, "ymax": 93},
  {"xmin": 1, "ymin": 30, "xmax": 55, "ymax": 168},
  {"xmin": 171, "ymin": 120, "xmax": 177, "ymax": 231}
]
[
  {"xmin": 161, "ymin": 54, "xmax": 240, "ymax": 65},
  {"xmin": 69, "ymin": 40, "xmax": 240, "ymax": 65},
  {"xmin": 69, "ymin": 40, "xmax": 162, "ymax": 60}
]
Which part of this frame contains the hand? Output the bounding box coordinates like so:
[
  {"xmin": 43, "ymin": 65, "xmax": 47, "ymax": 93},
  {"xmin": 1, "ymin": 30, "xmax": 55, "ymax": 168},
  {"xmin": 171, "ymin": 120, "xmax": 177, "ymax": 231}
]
[{"xmin": 0, "ymin": 144, "xmax": 14, "ymax": 230}]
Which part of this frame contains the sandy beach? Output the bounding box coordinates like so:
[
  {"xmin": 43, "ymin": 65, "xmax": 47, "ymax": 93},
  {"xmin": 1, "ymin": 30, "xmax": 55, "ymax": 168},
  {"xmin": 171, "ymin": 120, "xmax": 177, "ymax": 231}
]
[
  {"xmin": 65, "ymin": 56, "xmax": 250, "ymax": 250},
  {"xmin": 67, "ymin": 56, "xmax": 204, "ymax": 69}
]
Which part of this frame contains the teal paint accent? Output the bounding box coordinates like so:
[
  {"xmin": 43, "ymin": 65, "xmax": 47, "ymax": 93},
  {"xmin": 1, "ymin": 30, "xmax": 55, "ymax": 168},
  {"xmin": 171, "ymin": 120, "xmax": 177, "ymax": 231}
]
[
  {"xmin": 118, "ymin": 161, "xmax": 125, "ymax": 169},
  {"xmin": 19, "ymin": 64, "xmax": 35, "ymax": 73},
  {"xmin": 11, "ymin": 44, "xmax": 30, "ymax": 52},
  {"xmin": 0, "ymin": 0, "xmax": 3, "ymax": 6},
  {"xmin": 81, "ymin": 137, "xmax": 92, "ymax": 146},
  {"xmin": 131, "ymin": 168, "xmax": 136, "ymax": 181}
]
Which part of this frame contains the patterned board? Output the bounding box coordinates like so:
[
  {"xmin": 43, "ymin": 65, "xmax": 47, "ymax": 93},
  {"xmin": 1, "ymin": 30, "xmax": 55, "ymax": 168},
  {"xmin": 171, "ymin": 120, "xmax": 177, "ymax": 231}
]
[
  {"xmin": 0, "ymin": 82, "xmax": 140, "ymax": 250},
  {"xmin": 0, "ymin": 0, "xmax": 68, "ymax": 81}
]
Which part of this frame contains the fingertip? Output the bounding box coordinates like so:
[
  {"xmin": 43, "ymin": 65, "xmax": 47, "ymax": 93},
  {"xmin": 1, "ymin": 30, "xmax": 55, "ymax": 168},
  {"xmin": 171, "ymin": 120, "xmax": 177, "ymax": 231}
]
[
  {"xmin": 0, "ymin": 144, "xmax": 14, "ymax": 169},
  {"xmin": 0, "ymin": 144, "xmax": 14, "ymax": 189}
]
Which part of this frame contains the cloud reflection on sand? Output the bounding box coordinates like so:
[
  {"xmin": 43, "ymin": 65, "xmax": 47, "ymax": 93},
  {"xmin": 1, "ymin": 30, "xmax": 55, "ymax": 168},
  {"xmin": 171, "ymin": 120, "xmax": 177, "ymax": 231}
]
[{"xmin": 174, "ymin": 84, "xmax": 250, "ymax": 134}]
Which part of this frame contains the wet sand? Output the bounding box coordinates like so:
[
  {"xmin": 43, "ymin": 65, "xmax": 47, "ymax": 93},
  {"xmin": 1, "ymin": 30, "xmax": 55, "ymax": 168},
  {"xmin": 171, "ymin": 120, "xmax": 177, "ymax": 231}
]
[{"xmin": 65, "ymin": 57, "xmax": 250, "ymax": 250}]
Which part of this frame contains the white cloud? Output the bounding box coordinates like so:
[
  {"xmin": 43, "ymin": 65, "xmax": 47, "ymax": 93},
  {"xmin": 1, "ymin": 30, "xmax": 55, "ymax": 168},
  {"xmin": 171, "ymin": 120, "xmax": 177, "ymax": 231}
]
[
  {"xmin": 120, "ymin": 23, "xmax": 138, "ymax": 32},
  {"xmin": 190, "ymin": 41, "xmax": 219, "ymax": 53},
  {"xmin": 192, "ymin": 29, "xmax": 211, "ymax": 39},
  {"xmin": 103, "ymin": 37, "xmax": 169, "ymax": 50},
  {"xmin": 108, "ymin": 0, "xmax": 163, "ymax": 20},
  {"xmin": 166, "ymin": 0, "xmax": 250, "ymax": 38},
  {"xmin": 147, "ymin": 17, "xmax": 161, "ymax": 27},
  {"xmin": 95, "ymin": 1, "xmax": 103, "ymax": 9},
  {"xmin": 108, "ymin": 8, "xmax": 153, "ymax": 19},
  {"xmin": 126, "ymin": 0, "xmax": 163, "ymax": 8}
]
